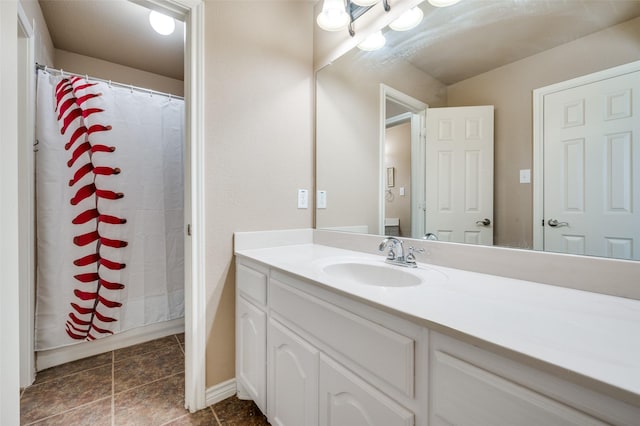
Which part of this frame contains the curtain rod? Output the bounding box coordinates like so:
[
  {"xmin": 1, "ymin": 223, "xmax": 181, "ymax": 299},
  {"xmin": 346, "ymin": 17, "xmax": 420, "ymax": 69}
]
[{"xmin": 35, "ymin": 63, "xmax": 184, "ymax": 101}]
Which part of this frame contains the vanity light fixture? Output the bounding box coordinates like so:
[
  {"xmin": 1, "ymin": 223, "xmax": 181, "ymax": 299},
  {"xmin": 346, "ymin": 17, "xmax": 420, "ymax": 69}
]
[
  {"xmin": 357, "ymin": 30, "xmax": 386, "ymax": 51},
  {"xmin": 317, "ymin": 0, "xmax": 350, "ymax": 31},
  {"xmin": 428, "ymin": 0, "xmax": 462, "ymax": 7},
  {"xmin": 317, "ymin": 0, "xmax": 391, "ymax": 36},
  {"xmin": 389, "ymin": 6, "xmax": 424, "ymax": 31},
  {"xmin": 149, "ymin": 10, "xmax": 175, "ymax": 35}
]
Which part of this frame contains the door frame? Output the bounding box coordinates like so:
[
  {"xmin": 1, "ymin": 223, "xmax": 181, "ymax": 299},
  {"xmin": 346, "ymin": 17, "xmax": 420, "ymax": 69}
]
[
  {"xmin": 532, "ymin": 60, "xmax": 640, "ymax": 251},
  {"xmin": 379, "ymin": 84, "xmax": 427, "ymax": 237},
  {"xmin": 17, "ymin": 0, "xmax": 36, "ymax": 389},
  {"xmin": 13, "ymin": 0, "xmax": 207, "ymax": 413}
]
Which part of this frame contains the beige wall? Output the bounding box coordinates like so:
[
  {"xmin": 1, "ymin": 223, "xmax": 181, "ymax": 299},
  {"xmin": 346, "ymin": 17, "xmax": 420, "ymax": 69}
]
[
  {"xmin": 55, "ymin": 49, "xmax": 184, "ymax": 96},
  {"xmin": 316, "ymin": 50, "xmax": 446, "ymax": 234},
  {"xmin": 204, "ymin": 1, "xmax": 314, "ymax": 387},
  {"xmin": 18, "ymin": 0, "xmax": 55, "ymax": 66},
  {"xmin": 447, "ymin": 16, "xmax": 640, "ymax": 248},
  {"xmin": 384, "ymin": 122, "xmax": 412, "ymax": 237}
]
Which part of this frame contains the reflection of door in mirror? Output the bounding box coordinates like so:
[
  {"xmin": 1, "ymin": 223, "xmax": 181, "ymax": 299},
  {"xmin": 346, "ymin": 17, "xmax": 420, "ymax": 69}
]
[
  {"xmin": 425, "ymin": 106, "xmax": 494, "ymax": 245},
  {"xmin": 536, "ymin": 62, "xmax": 640, "ymax": 260}
]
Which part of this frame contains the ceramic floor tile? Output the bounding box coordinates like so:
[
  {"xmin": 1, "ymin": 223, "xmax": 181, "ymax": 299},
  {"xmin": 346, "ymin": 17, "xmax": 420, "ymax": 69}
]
[
  {"xmin": 162, "ymin": 407, "xmax": 218, "ymax": 426},
  {"xmin": 114, "ymin": 372, "xmax": 187, "ymax": 426},
  {"xmin": 28, "ymin": 397, "xmax": 112, "ymax": 426},
  {"xmin": 114, "ymin": 335, "xmax": 180, "ymax": 361},
  {"xmin": 34, "ymin": 352, "xmax": 113, "ymax": 385},
  {"xmin": 21, "ymin": 364, "xmax": 112, "ymax": 425},
  {"xmin": 114, "ymin": 343, "xmax": 184, "ymax": 393},
  {"xmin": 212, "ymin": 396, "xmax": 269, "ymax": 426}
]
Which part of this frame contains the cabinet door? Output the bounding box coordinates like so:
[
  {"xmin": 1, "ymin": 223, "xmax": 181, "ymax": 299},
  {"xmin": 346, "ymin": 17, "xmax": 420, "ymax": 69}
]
[
  {"xmin": 268, "ymin": 319, "xmax": 319, "ymax": 426},
  {"xmin": 236, "ymin": 296, "xmax": 267, "ymax": 413},
  {"xmin": 319, "ymin": 355, "xmax": 414, "ymax": 426}
]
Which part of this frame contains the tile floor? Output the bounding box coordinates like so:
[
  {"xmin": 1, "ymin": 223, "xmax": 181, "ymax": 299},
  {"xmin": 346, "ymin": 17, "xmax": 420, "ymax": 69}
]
[{"xmin": 20, "ymin": 333, "xmax": 270, "ymax": 425}]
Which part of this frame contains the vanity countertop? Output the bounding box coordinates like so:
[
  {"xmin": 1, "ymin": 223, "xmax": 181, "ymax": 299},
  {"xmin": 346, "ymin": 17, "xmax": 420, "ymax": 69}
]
[{"xmin": 235, "ymin": 242, "xmax": 640, "ymax": 404}]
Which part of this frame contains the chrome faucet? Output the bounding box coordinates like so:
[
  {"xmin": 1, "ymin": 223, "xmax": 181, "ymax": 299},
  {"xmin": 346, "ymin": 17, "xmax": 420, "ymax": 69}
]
[
  {"xmin": 379, "ymin": 237, "xmax": 406, "ymax": 263},
  {"xmin": 379, "ymin": 237, "xmax": 425, "ymax": 268}
]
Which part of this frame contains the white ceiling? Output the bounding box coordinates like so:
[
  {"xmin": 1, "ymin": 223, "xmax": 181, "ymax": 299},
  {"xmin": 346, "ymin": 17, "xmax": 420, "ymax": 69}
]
[
  {"xmin": 39, "ymin": 0, "xmax": 640, "ymax": 85},
  {"xmin": 375, "ymin": 0, "xmax": 640, "ymax": 85},
  {"xmin": 39, "ymin": 0, "xmax": 185, "ymax": 80}
]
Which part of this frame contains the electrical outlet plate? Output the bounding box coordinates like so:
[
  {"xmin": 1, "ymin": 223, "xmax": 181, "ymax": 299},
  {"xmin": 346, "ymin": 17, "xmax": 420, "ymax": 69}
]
[
  {"xmin": 317, "ymin": 190, "xmax": 327, "ymax": 209},
  {"xmin": 297, "ymin": 189, "xmax": 308, "ymax": 209},
  {"xmin": 520, "ymin": 169, "xmax": 531, "ymax": 184}
]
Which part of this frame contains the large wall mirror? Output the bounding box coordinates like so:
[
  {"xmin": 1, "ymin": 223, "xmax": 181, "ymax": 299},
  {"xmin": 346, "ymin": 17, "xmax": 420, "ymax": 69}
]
[{"xmin": 316, "ymin": 0, "xmax": 640, "ymax": 260}]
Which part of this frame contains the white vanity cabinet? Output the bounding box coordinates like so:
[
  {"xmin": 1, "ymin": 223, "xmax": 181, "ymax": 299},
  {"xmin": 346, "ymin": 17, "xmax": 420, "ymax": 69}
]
[{"xmin": 235, "ymin": 255, "xmax": 640, "ymax": 426}]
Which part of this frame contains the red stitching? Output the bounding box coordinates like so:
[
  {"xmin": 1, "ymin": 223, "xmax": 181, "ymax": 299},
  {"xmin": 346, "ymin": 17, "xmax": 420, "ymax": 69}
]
[{"xmin": 56, "ymin": 77, "xmax": 126, "ymax": 341}]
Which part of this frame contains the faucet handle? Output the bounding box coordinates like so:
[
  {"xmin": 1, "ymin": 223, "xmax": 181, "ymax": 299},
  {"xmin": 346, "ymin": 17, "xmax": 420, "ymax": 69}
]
[{"xmin": 405, "ymin": 246, "xmax": 425, "ymax": 263}]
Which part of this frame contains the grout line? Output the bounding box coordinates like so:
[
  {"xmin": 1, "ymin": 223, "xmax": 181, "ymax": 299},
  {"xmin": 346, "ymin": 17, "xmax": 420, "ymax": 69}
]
[
  {"xmin": 22, "ymin": 396, "xmax": 112, "ymax": 426},
  {"xmin": 33, "ymin": 361, "xmax": 113, "ymax": 387},
  {"xmin": 113, "ymin": 371, "xmax": 185, "ymax": 397},
  {"xmin": 176, "ymin": 333, "xmax": 185, "ymax": 356},
  {"xmin": 111, "ymin": 350, "xmax": 115, "ymax": 426},
  {"xmin": 211, "ymin": 405, "xmax": 222, "ymax": 425}
]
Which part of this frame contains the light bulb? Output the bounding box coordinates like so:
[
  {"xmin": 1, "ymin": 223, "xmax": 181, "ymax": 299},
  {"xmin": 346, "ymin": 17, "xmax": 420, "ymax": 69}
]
[
  {"xmin": 357, "ymin": 30, "xmax": 386, "ymax": 51},
  {"xmin": 317, "ymin": 0, "xmax": 350, "ymax": 31},
  {"xmin": 428, "ymin": 0, "xmax": 462, "ymax": 7},
  {"xmin": 149, "ymin": 10, "xmax": 175, "ymax": 36},
  {"xmin": 389, "ymin": 7, "xmax": 424, "ymax": 31}
]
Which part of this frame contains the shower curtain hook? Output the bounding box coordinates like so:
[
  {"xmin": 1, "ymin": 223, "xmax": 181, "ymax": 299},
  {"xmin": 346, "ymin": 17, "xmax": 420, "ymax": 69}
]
[
  {"xmin": 61, "ymin": 69, "xmax": 64, "ymax": 76},
  {"xmin": 44, "ymin": 65, "xmax": 48, "ymax": 73},
  {"xmin": 85, "ymin": 74, "xmax": 89, "ymax": 82},
  {"xmin": 108, "ymin": 80, "xmax": 112, "ymax": 88},
  {"xmin": 130, "ymin": 84, "xmax": 133, "ymax": 94}
]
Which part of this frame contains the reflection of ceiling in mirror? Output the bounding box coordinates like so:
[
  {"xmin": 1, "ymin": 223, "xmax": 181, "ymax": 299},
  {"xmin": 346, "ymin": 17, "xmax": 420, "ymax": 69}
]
[{"xmin": 348, "ymin": 0, "xmax": 640, "ymax": 85}]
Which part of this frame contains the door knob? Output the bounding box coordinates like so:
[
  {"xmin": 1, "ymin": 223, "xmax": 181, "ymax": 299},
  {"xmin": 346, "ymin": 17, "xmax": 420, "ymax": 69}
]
[
  {"xmin": 547, "ymin": 219, "xmax": 569, "ymax": 228},
  {"xmin": 475, "ymin": 218, "xmax": 491, "ymax": 226}
]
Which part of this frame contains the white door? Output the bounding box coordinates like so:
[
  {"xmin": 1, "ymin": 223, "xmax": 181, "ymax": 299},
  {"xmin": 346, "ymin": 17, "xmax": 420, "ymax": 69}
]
[
  {"xmin": 425, "ymin": 106, "xmax": 494, "ymax": 244},
  {"xmin": 268, "ymin": 319, "xmax": 319, "ymax": 426},
  {"xmin": 543, "ymin": 70, "xmax": 640, "ymax": 259}
]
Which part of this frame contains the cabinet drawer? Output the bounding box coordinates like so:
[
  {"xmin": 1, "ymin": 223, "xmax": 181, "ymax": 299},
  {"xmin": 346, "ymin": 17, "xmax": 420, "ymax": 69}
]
[
  {"xmin": 431, "ymin": 350, "xmax": 607, "ymax": 426},
  {"xmin": 237, "ymin": 262, "xmax": 267, "ymax": 306},
  {"xmin": 270, "ymin": 277, "xmax": 414, "ymax": 398}
]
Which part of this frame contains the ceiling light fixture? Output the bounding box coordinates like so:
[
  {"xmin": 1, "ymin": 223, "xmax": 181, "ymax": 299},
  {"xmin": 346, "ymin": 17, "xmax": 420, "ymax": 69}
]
[
  {"xmin": 428, "ymin": 0, "xmax": 462, "ymax": 7},
  {"xmin": 149, "ymin": 10, "xmax": 175, "ymax": 36},
  {"xmin": 389, "ymin": 6, "xmax": 424, "ymax": 31},
  {"xmin": 357, "ymin": 30, "xmax": 386, "ymax": 51},
  {"xmin": 317, "ymin": 0, "xmax": 350, "ymax": 32}
]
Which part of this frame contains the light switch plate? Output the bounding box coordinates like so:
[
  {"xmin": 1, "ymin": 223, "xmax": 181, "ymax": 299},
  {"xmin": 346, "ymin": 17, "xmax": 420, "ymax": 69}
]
[
  {"xmin": 400, "ymin": 187, "xmax": 405, "ymax": 196},
  {"xmin": 317, "ymin": 190, "xmax": 327, "ymax": 209},
  {"xmin": 520, "ymin": 169, "xmax": 531, "ymax": 184},
  {"xmin": 297, "ymin": 189, "xmax": 308, "ymax": 209}
]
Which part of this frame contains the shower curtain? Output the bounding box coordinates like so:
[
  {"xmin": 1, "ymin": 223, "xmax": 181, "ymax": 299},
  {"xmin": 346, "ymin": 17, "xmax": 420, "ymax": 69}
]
[{"xmin": 35, "ymin": 70, "xmax": 185, "ymax": 351}]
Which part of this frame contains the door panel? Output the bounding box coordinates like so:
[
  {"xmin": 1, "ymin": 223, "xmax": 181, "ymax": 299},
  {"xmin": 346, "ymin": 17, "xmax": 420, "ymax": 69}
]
[
  {"xmin": 425, "ymin": 106, "xmax": 494, "ymax": 244},
  {"xmin": 543, "ymin": 70, "xmax": 640, "ymax": 259}
]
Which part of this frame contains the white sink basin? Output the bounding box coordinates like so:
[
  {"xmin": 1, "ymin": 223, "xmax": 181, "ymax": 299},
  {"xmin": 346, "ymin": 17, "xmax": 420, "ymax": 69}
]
[{"xmin": 322, "ymin": 261, "xmax": 423, "ymax": 287}]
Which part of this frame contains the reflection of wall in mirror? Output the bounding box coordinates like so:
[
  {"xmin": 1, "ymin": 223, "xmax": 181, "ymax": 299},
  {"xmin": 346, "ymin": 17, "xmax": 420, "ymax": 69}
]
[
  {"xmin": 385, "ymin": 122, "xmax": 411, "ymax": 237},
  {"xmin": 316, "ymin": 54, "xmax": 446, "ymax": 234},
  {"xmin": 447, "ymin": 16, "xmax": 640, "ymax": 249}
]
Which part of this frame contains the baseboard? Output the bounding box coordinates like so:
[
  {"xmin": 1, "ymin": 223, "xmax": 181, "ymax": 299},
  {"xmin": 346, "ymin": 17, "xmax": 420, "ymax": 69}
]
[
  {"xmin": 36, "ymin": 317, "xmax": 185, "ymax": 371},
  {"xmin": 205, "ymin": 378, "xmax": 237, "ymax": 406}
]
